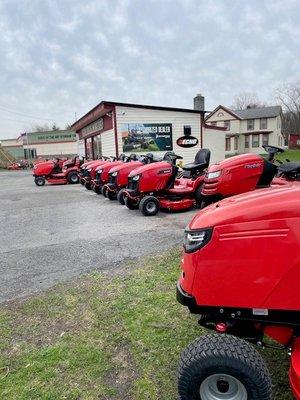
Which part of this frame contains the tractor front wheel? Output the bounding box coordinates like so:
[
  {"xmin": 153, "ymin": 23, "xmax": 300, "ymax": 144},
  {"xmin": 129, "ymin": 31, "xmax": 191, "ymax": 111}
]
[
  {"xmin": 139, "ymin": 196, "xmax": 159, "ymax": 216},
  {"xmin": 102, "ymin": 186, "xmax": 108, "ymax": 197},
  {"xmin": 117, "ymin": 188, "xmax": 126, "ymax": 205},
  {"xmin": 124, "ymin": 196, "xmax": 139, "ymax": 210},
  {"xmin": 178, "ymin": 334, "xmax": 272, "ymax": 400},
  {"xmin": 34, "ymin": 176, "xmax": 46, "ymax": 186},
  {"xmin": 107, "ymin": 189, "xmax": 117, "ymax": 200}
]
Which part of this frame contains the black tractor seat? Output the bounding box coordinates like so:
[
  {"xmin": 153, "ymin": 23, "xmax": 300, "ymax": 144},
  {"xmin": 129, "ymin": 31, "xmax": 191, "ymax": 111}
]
[
  {"xmin": 278, "ymin": 162, "xmax": 300, "ymax": 173},
  {"xmin": 183, "ymin": 149, "xmax": 211, "ymax": 173}
]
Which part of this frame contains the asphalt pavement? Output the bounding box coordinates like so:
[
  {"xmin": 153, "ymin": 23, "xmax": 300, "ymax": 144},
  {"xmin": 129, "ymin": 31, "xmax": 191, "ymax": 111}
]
[{"xmin": 0, "ymin": 170, "xmax": 198, "ymax": 303}]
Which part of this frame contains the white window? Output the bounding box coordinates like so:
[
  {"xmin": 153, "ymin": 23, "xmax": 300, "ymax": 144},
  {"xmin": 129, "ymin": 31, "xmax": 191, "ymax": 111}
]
[
  {"xmin": 252, "ymin": 134, "xmax": 259, "ymax": 148},
  {"xmin": 260, "ymin": 118, "xmax": 267, "ymax": 129},
  {"xmin": 225, "ymin": 137, "xmax": 231, "ymax": 151},
  {"xmin": 224, "ymin": 120, "xmax": 230, "ymax": 130},
  {"xmin": 247, "ymin": 119, "xmax": 255, "ymax": 130}
]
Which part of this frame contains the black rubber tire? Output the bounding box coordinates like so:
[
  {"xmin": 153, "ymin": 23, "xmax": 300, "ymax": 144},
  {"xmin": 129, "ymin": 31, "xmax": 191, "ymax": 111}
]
[
  {"xmin": 85, "ymin": 181, "xmax": 92, "ymax": 190},
  {"xmin": 178, "ymin": 334, "xmax": 272, "ymax": 400},
  {"xmin": 117, "ymin": 188, "xmax": 126, "ymax": 205},
  {"xmin": 68, "ymin": 172, "xmax": 79, "ymax": 184},
  {"xmin": 107, "ymin": 189, "xmax": 117, "ymax": 200},
  {"xmin": 94, "ymin": 185, "xmax": 102, "ymax": 195},
  {"xmin": 139, "ymin": 195, "xmax": 159, "ymax": 216},
  {"xmin": 124, "ymin": 196, "xmax": 139, "ymax": 210},
  {"xmin": 195, "ymin": 184, "xmax": 204, "ymax": 208},
  {"xmin": 80, "ymin": 178, "xmax": 85, "ymax": 185},
  {"xmin": 102, "ymin": 186, "xmax": 108, "ymax": 198},
  {"xmin": 34, "ymin": 176, "xmax": 46, "ymax": 186}
]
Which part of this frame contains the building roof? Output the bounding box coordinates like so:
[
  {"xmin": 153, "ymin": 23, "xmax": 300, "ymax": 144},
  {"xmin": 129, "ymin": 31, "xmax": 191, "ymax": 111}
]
[
  {"xmin": 205, "ymin": 104, "xmax": 282, "ymax": 121},
  {"xmin": 71, "ymin": 100, "xmax": 206, "ymax": 132},
  {"xmin": 233, "ymin": 106, "xmax": 282, "ymax": 119}
]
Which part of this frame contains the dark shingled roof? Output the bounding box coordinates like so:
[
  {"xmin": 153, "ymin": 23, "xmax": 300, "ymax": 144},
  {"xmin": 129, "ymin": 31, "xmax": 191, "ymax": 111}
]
[{"xmin": 232, "ymin": 106, "xmax": 282, "ymax": 119}]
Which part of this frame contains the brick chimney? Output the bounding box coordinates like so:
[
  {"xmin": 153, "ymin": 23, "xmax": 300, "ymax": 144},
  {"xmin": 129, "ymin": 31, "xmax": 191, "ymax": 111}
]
[{"xmin": 194, "ymin": 93, "xmax": 205, "ymax": 111}]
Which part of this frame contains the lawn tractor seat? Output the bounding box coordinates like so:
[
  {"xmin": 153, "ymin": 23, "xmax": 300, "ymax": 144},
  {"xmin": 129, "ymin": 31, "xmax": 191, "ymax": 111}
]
[
  {"xmin": 183, "ymin": 149, "xmax": 211, "ymax": 174},
  {"xmin": 278, "ymin": 162, "xmax": 300, "ymax": 181},
  {"xmin": 129, "ymin": 153, "xmax": 138, "ymax": 161}
]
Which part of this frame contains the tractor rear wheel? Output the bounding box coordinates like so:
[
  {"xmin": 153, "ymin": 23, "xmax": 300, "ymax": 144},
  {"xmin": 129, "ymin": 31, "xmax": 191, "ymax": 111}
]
[
  {"xmin": 139, "ymin": 196, "xmax": 159, "ymax": 216},
  {"xmin": 94, "ymin": 185, "xmax": 102, "ymax": 195},
  {"xmin": 34, "ymin": 176, "xmax": 46, "ymax": 186},
  {"xmin": 68, "ymin": 172, "xmax": 79, "ymax": 184},
  {"xmin": 178, "ymin": 334, "xmax": 272, "ymax": 400},
  {"xmin": 124, "ymin": 196, "xmax": 139, "ymax": 210},
  {"xmin": 117, "ymin": 188, "xmax": 126, "ymax": 205}
]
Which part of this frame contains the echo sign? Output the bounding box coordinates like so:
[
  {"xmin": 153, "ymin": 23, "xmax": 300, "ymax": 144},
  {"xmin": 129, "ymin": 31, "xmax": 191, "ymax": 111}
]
[{"xmin": 176, "ymin": 136, "xmax": 199, "ymax": 148}]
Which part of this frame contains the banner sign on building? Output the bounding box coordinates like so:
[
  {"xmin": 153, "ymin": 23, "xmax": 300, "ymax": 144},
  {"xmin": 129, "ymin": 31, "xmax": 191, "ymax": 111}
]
[
  {"xmin": 122, "ymin": 123, "xmax": 172, "ymax": 152},
  {"xmin": 81, "ymin": 118, "xmax": 104, "ymax": 137}
]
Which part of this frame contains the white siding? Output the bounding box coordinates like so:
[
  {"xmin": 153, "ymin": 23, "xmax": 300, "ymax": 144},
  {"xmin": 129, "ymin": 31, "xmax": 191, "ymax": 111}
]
[
  {"xmin": 77, "ymin": 136, "xmax": 85, "ymax": 157},
  {"xmin": 101, "ymin": 129, "xmax": 115, "ymax": 157},
  {"xmin": 115, "ymin": 106, "xmax": 202, "ymax": 163},
  {"xmin": 24, "ymin": 142, "xmax": 77, "ymax": 156},
  {"xmin": 202, "ymin": 128, "xmax": 225, "ymax": 163}
]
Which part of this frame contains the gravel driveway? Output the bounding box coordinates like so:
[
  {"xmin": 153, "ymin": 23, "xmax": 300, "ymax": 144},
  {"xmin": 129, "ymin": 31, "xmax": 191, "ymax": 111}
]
[{"xmin": 0, "ymin": 170, "xmax": 197, "ymax": 303}]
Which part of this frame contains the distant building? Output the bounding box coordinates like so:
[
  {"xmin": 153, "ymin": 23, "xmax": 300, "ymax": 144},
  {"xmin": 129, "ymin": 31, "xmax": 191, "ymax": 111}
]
[
  {"xmin": 205, "ymin": 105, "xmax": 284, "ymax": 155},
  {"xmin": 0, "ymin": 130, "xmax": 77, "ymax": 160},
  {"xmin": 289, "ymin": 133, "xmax": 300, "ymax": 149}
]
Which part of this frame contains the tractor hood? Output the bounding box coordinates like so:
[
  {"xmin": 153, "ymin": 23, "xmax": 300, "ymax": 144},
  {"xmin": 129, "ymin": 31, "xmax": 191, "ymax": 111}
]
[
  {"xmin": 189, "ymin": 184, "xmax": 300, "ymax": 229},
  {"xmin": 81, "ymin": 160, "xmax": 96, "ymax": 169},
  {"xmin": 109, "ymin": 161, "xmax": 142, "ymax": 174},
  {"xmin": 128, "ymin": 160, "xmax": 172, "ymax": 177},
  {"xmin": 206, "ymin": 153, "xmax": 262, "ymax": 173}
]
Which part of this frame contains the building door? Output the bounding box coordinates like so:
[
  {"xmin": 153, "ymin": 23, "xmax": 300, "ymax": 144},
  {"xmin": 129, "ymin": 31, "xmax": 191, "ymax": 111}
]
[
  {"xmin": 85, "ymin": 138, "xmax": 93, "ymax": 159},
  {"xmin": 93, "ymin": 134, "xmax": 102, "ymax": 158}
]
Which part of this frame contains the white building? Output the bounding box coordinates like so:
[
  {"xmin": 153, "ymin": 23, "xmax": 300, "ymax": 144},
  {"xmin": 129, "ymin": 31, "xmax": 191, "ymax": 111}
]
[
  {"xmin": 71, "ymin": 96, "xmax": 226, "ymax": 165},
  {"xmin": 205, "ymin": 105, "xmax": 284, "ymax": 156}
]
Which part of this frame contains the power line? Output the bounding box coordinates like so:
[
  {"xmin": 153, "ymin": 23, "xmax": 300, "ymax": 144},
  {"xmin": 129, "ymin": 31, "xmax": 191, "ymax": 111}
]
[{"xmin": 0, "ymin": 104, "xmax": 72, "ymax": 122}]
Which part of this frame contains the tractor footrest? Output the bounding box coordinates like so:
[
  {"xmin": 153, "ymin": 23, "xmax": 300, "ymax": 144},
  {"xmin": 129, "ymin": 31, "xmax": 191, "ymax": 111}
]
[{"xmin": 159, "ymin": 198, "xmax": 195, "ymax": 211}]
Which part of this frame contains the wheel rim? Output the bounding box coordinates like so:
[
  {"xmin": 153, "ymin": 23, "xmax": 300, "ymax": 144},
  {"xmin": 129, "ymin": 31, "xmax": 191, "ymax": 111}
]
[
  {"xmin": 145, "ymin": 201, "xmax": 157, "ymax": 213},
  {"xmin": 200, "ymin": 374, "xmax": 247, "ymax": 400},
  {"xmin": 70, "ymin": 174, "xmax": 78, "ymax": 183}
]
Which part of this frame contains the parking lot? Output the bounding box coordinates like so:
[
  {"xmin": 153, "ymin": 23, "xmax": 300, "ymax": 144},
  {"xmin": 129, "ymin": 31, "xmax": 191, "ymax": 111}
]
[{"xmin": 0, "ymin": 170, "xmax": 196, "ymax": 303}]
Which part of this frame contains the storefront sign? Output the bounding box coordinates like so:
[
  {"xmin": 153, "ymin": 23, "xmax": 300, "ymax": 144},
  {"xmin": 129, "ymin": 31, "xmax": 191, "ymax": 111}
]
[
  {"xmin": 177, "ymin": 136, "xmax": 199, "ymax": 148},
  {"xmin": 122, "ymin": 123, "xmax": 172, "ymax": 152},
  {"xmin": 81, "ymin": 118, "xmax": 104, "ymax": 137}
]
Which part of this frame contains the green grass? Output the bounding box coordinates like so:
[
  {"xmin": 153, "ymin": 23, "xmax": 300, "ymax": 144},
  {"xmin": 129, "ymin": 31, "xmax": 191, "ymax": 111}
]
[
  {"xmin": 276, "ymin": 149, "xmax": 300, "ymax": 161},
  {"xmin": 0, "ymin": 249, "xmax": 293, "ymax": 399}
]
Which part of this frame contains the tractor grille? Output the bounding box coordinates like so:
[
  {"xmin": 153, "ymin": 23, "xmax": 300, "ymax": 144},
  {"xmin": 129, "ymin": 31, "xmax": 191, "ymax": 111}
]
[
  {"xmin": 109, "ymin": 174, "xmax": 117, "ymax": 185},
  {"xmin": 95, "ymin": 171, "xmax": 102, "ymax": 183},
  {"xmin": 127, "ymin": 177, "xmax": 139, "ymax": 191}
]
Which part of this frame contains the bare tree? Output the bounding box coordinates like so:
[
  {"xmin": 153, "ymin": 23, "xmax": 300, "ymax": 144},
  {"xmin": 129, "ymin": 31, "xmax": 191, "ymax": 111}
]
[
  {"xmin": 52, "ymin": 123, "xmax": 60, "ymax": 131},
  {"xmin": 30, "ymin": 124, "xmax": 51, "ymax": 132},
  {"xmin": 276, "ymin": 81, "xmax": 300, "ymax": 136},
  {"xmin": 230, "ymin": 92, "xmax": 266, "ymax": 110}
]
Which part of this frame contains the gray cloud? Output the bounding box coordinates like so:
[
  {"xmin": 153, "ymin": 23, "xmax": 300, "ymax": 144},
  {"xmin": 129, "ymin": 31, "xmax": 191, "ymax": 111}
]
[{"xmin": 0, "ymin": 0, "xmax": 299, "ymax": 138}]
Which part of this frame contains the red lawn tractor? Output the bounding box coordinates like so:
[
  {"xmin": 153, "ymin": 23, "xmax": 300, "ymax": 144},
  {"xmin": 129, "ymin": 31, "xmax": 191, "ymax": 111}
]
[
  {"xmin": 122, "ymin": 149, "xmax": 211, "ymax": 216},
  {"xmin": 176, "ymin": 184, "xmax": 300, "ymax": 400},
  {"xmin": 78, "ymin": 159, "xmax": 97, "ymax": 185},
  {"xmin": 33, "ymin": 156, "xmax": 81, "ymax": 186},
  {"xmin": 103, "ymin": 153, "xmax": 158, "ymax": 202},
  {"xmin": 91, "ymin": 154, "xmax": 127, "ymax": 195},
  {"xmin": 201, "ymin": 145, "xmax": 299, "ymax": 206},
  {"xmin": 81, "ymin": 158, "xmax": 111, "ymax": 190}
]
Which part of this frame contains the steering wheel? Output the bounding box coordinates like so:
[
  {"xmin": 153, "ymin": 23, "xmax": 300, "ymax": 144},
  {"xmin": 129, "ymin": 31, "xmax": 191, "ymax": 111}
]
[{"xmin": 262, "ymin": 145, "xmax": 284, "ymax": 162}]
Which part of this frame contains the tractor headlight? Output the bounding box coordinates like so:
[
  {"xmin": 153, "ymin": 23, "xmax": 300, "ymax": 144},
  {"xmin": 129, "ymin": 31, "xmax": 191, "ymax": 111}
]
[
  {"xmin": 111, "ymin": 171, "xmax": 118, "ymax": 177},
  {"xmin": 132, "ymin": 174, "xmax": 140, "ymax": 181},
  {"xmin": 184, "ymin": 228, "xmax": 212, "ymax": 253},
  {"xmin": 97, "ymin": 169, "xmax": 103, "ymax": 174},
  {"xmin": 87, "ymin": 168, "xmax": 92, "ymax": 172},
  {"xmin": 207, "ymin": 170, "xmax": 221, "ymax": 179}
]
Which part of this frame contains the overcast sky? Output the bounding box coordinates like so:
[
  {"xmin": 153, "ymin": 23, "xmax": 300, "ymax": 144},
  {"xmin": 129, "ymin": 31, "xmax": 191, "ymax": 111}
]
[{"xmin": 0, "ymin": 0, "xmax": 299, "ymax": 139}]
